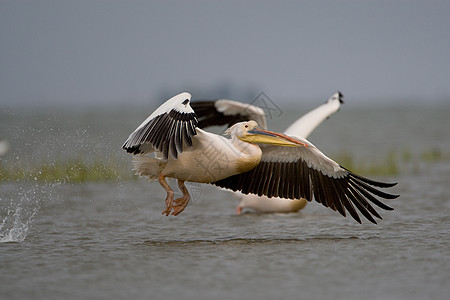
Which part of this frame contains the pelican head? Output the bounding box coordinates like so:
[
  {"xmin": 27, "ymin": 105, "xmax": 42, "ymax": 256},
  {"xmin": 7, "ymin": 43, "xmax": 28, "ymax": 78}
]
[
  {"xmin": 224, "ymin": 120, "xmax": 258, "ymax": 137},
  {"xmin": 226, "ymin": 121, "xmax": 307, "ymax": 147}
]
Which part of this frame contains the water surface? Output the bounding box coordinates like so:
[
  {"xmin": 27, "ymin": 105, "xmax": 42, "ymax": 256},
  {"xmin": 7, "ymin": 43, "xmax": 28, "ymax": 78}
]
[{"xmin": 1, "ymin": 104, "xmax": 449, "ymax": 299}]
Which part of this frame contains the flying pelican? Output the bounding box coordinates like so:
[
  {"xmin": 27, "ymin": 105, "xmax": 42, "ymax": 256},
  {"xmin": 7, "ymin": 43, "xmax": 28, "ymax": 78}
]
[
  {"xmin": 191, "ymin": 92, "xmax": 343, "ymax": 214},
  {"xmin": 123, "ymin": 92, "xmax": 398, "ymax": 224}
]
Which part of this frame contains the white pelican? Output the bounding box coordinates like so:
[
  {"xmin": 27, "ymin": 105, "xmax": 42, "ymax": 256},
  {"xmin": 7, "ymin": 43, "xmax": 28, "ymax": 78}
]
[
  {"xmin": 191, "ymin": 92, "xmax": 343, "ymax": 214},
  {"xmin": 123, "ymin": 92, "xmax": 398, "ymax": 223}
]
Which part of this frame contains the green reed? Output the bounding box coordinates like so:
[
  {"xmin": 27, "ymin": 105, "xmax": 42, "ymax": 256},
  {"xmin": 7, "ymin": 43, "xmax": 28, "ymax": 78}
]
[
  {"xmin": 0, "ymin": 147, "xmax": 448, "ymax": 183},
  {"xmin": 0, "ymin": 157, "xmax": 133, "ymax": 183},
  {"xmin": 326, "ymin": 147, "xmax": 448, "ymax": 177}
]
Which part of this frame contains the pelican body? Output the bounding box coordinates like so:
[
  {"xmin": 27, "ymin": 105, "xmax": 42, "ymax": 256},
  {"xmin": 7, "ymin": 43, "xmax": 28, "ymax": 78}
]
[
  {"xmin": 123, "ymin": 92, "xmax": 304, "ymax": 216},
  {"xmin": 123, "ymin": 92, "xmax": 399, "ymax": 223}
]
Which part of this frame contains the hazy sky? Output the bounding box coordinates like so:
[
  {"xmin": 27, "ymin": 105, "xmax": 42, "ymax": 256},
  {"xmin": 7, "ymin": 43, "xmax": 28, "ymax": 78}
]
[{"xmin": 1, "ymin": 0, "xmax": 449, "ymax": 107}]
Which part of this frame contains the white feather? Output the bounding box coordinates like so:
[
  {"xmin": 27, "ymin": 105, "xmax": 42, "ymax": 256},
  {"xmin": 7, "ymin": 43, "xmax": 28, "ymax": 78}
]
[
  {"xmin": 285, "ymin": 92, "xmax": 342, "ymax": 137},
  {"xmin": 135, "ymin": 92, "xmax": 193, "ymax": 132}
]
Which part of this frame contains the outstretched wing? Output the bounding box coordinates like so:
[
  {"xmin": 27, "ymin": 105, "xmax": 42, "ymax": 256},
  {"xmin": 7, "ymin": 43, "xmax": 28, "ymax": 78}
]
[
  {"xmin": 285, "ymin": 91, "xmax": 344, "ymax": 138},
  {"xmin": 190, "ymin": 99, "xmax": 267, "ymax": 129},
  {"xmin": 213, "ymin": 137, "xmax": 398, "ymax": 224},
  {"xmin": 122, "ymin": 92, "xmax": 198, "ymax": 159}
]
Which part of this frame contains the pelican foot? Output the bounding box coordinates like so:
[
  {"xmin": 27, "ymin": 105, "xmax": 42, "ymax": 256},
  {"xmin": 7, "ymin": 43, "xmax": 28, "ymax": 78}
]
[
  {"xmin": 161, "ymin": 190, "xmax": 175, "ymax": 216},
  {"xmin": 171, "ymin": 195, "xmax": 190, "ymax": 216}
]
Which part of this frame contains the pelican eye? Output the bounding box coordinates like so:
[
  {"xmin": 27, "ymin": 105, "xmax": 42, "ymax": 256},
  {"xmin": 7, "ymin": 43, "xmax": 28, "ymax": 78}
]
[{"xmin": 244, "ymin": 125, "xmax": 248, "ymax": 128}]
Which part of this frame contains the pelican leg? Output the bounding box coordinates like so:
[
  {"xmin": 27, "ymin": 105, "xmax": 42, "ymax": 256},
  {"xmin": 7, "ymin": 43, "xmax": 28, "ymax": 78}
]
[
  {"xmin": 171, "ymin": 180, "xmax": 191, "ymax": 216},
  {"xmin": 158, "ymin": 174, "xmax": 174, "ymax": 216}
]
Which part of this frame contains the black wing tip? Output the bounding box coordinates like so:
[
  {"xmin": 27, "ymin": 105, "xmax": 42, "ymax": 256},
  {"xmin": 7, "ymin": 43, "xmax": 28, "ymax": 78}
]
[
  {"xmin": 328, "ymin": 91, "xmax": 344, "ymax": 104},
  {"xmin": 123, "ymin": 145, "xmax": 142, "ymax": 155},
  {"xmin": 344, "ymin": 167, "xmax": 399, "ymax": 189},
  {"xmin": 337, "ymin": 91, "xmax": 344, "ymax": 103},
  {"xmin": 382, "ymin": 181, "xmax": 398, "ymax": 188},
  {"xmin": 354, "ymin": 215, "xmax": 362, "ymax": 224},
  {"xmin": 334, "ymin": 210, "xmax": 383, "ymax": 225},
  {"xmin": 349, "ymin": 212, "xmax": 378, "ymax": 224},
  {"xmin": 122, "ymin": 139, "xmax": 141, "ymax": 154}
]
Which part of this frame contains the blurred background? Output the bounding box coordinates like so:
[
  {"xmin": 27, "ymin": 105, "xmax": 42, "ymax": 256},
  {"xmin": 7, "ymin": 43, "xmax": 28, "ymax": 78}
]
[
  {"xmin": 1, "ymin": 0, "xmax": 449, "ymax": 180},
  {"xmin": 1, "ymin": 0, "xmax": 449, "ymax": 108}
]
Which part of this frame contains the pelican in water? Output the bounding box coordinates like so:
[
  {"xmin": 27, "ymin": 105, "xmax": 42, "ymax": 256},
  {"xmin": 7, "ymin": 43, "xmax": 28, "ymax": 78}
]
[
  {"xmin": 191, "ymin": 92, "xmax": 343, "ymax": 214},
  {"xmin": 123, "ymin": 92, "xmax": 398, "ymax": 224}
]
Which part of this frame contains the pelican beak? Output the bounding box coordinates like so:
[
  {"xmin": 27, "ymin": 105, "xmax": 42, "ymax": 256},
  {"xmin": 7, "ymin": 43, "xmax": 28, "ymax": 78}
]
[{"xmin": 239, "ymin": 128, "xmax": 308, "ymax": 147}]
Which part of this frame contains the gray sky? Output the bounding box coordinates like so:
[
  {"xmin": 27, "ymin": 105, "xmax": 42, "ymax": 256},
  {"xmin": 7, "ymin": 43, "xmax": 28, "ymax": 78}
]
[{"xmin": 1, "ymin": 0, "xmax": 449, "ymax": 107}]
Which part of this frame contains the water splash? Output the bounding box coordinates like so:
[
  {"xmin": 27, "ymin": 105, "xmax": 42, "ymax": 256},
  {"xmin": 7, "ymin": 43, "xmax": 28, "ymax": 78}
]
[
  {"xmin": 0, "ymin": 185, "xmax": 40, "ymax": 243},
  {"xmin": 0, "ymin": 206, "xmax": 37, "ymax": 243}
]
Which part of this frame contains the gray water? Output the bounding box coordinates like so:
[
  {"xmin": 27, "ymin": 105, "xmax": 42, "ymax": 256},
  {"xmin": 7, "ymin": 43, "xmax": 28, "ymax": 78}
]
[{"xmin": 1, "ymin": 103, "xmax": 449, "ymax": 299}]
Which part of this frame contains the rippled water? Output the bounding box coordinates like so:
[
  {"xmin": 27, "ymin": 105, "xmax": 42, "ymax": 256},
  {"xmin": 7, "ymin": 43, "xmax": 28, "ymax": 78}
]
[{"xmin": 1, "ymin": 103, "xmax": 449, "ymax": 299}]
